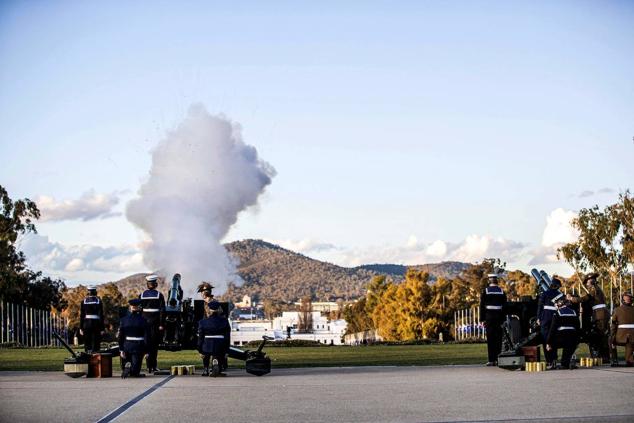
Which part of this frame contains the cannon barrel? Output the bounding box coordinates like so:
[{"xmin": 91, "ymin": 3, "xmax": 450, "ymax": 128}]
[
  {"xmin": 165, "ymin": 273, "xmax": 184, "ymax": 313},
  {"xmin": 539, "ymin": 270, "xmax": 553, "ymax": 288},
  {"xmin": 530, "ymin": 268, "xmax": 549, "ymax": 293}
]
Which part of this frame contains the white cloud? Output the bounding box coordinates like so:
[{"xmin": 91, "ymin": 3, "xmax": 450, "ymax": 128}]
[
  {"xmin": 275, "ymin": 238, "xmax": 339, "ymax": 254},
  {"xmin": 425, "ymin": 240, "xmax": 448, "ymax": 258},
  {"xmin": 36, "ymin": 190, "xmax": 120, "ymax": 222},
  {"xmin": 529, "ymin": 208, "xmax": 578, "ymax": 265},
  {"xmin": 18, "ymin": 234, "xmax": 146, "ymax": 279},
  {"xmin": 576, "ymin": 188, "xmax": 614, "ymax": 198},
  {"xmin": 541, "ymin": 208, "xmax": 578, "ymax": 247},
  {"xmin": 294, "ymin": 235, "xmax": 526, "ymax": 267},
  {"xmin": 449, "ymin": 235, "xmax": 526, "ymax": 263},
  {"xmin": 578, "ymin": 190, "xmax": 594, "ymax": 198}
]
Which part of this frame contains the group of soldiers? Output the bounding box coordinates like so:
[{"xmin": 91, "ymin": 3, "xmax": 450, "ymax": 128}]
[
  {"xmin": 480, "ymin": 272, "xmax": 634, "ymax": 369},
  {"xmin": 79, "ymin": 275, "xmax": 232, "ymax": 378}
]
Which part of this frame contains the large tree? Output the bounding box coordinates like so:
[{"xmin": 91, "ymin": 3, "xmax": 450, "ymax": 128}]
[
  {"xmin": 558, "ymin": 192, "xmax": 631, "ymax": 305},
  {"xmin": 0, "ymin": 185, "xmax": 67, "ymax": 310},
  {"xmin": 0, "ymin": 185, "xmax": 40, "ymax": 300}
]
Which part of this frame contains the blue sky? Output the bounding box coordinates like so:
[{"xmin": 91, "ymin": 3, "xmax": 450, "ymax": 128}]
[{"xmin": 1, "ymin": 1, "xmax": 632, "ymax": 285}]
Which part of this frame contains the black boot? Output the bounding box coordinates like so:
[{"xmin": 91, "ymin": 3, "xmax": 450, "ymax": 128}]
[{"xmin": 201, "ymin": 367, "xmax": 209, "ymax": 376}]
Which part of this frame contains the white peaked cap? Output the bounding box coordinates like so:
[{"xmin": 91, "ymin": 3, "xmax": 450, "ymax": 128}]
[
  {"xmin": 487, "ymin": 273, "xmax": 499, "ymax": 278},
  {"xmin": 88, "ymin": 285, "xmax": 97, "ymax": 290},
  {"xmin": 145, "ymin": 274, "xmax": 159, "ymax": 282}
]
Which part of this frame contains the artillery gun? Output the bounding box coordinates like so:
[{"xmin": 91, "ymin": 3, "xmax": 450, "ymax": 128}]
[
  {"xmin": 118, "ymin": 274, "xmax": 272, "ymax": 376},
  {"xmin": 497, "ymin": 269, "xmax": 557, "ymax": 370}
]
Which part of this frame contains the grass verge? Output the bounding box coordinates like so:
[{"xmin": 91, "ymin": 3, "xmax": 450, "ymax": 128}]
[
  {"xmin": 0, "ymin": 343, "xmax": 599, "ymax": 372},
  {"xmin": 0, "ymin": 344, "xmax": 489, "ymax": 371}
]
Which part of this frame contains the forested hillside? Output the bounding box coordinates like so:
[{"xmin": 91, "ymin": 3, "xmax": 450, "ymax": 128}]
[{"xmin": 109, "ymin": 240, "xmax": 471, "ymax": 302}]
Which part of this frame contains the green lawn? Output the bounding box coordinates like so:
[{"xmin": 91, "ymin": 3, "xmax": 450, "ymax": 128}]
[
  {"xmin": 0, "ymin": 343, "xmax": 600, "ymax": 372},
  {"xmin": 0, "ymin": 344, "xmax": 490, "ymax": 371}
]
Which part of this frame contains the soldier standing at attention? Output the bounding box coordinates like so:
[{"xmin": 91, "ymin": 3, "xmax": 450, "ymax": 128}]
[
  {"xmin": 610, "ymin": 291, "xmax": 634, "ymax": 367},
  {"xmin": 567, "ymin": 273, "xmax": 610, "ymax": 362},
  {"xmin": 119, "ymin": 298, "xmax": 149, "ymax": 378},
  {"xmin": 546, "ymin": 298, "xmax": 580, "ymax": 370},
  {"xmin": 139, "ymin": 274, "xmax": 165, "ymax": 374},
  {"xmin": 537, "ymin": 277, "xmax": 564, "ymax": 369},
  {"xmin": 197, "ymin": 301, "xmax": 230, "ymax": 377},
  {"xmin": 480, "ymin": 274, "xmax": 507, "ymax": 366},
  {"xmin": 80, "ymin": 286, "xmax": 104, "ymax": 353}
]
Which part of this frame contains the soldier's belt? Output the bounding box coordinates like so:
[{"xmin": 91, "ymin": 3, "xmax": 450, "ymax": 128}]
[
  {"xmin": 126, "ymin": 337, "xmax": 144, "ymax": 341},
  {"xmin": 84, "ymin": 315, "xmax": 100, "ymax": 319},
  {"xmin": 557, "ymin": 326, "xmax": 575, "ymax": 331},
  {"xmin": 486, "ymin": 305, "xmax": 503, "ymax": 310},
  {"xmin": 618, "ymin": 324, "xmax": 634, "ymax": 329},
  {"xmin": 543, "ymin": 306, "xmax": 557, "ymax": 311},
  {"xmin": 143, "ymin": 309, "xmax": 160, "ymax": 312},
  {"xmin": 204, "ymin": 335, "xmax": 224, "ymax": 339},
  {"xmin": 592, "ymin": 304, "xmax": 606, "ymax": 310}
]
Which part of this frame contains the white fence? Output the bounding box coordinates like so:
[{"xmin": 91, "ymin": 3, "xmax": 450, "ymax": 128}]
[
  {"xmin": 0, "ymin": 301, "xmax": 70, "ymax": 347},
  {"xmin": 453, "ymin": 307, "xmax": 485, "ymax": 341}
]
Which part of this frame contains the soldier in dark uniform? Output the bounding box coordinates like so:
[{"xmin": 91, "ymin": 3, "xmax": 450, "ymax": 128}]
[
  {"xmin": 139, "ymin": 274, "xmax": 165, "ymax": 373},
  {"xmin": 80, "ymin": 286, "xmax": 104, "ymax": 353},
  {"xmin": 610, "ymin": 291, "xmax": 634, "ymax": 367},
  {"xmin": 567, "ymin": 273, "xmax": 610, "ymax": 362},
  {"xmin": 546, "ymin": 298, "xmax": 580, "ymax": 369},
  {"xmin": 118, "ymin": 298, "xmax": 150, "ymax": 378},
  {"xmin": 197, "ymin": 301, "xmax": 230, "ymax": 377},
  {"xmin": 479, "ymin": 274, "xmax": 507, "ymax": 366},
  {"xmin": 537, "ymin": 277, "xmax": 564, "ymax": 369}
]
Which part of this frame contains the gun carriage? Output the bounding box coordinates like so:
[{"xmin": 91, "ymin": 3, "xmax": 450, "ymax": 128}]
[
  {"xmin": 497, "ymin": 269, "xmax": 557, "ymax": 370},
  {"xmin": 116, "ymin": 274, "xmax": 272, "ymax": 376}
]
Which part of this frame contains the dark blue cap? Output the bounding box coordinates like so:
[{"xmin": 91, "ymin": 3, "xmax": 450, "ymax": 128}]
[
  {"xmin": 129, "ymin": 298, "xmax": 142, "ymax": 306},
  {"xmin": 208, "ymin": 301, "xmax": 221, "ymax": 310}
]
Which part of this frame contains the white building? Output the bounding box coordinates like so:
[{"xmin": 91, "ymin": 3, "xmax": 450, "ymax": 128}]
[
  {"xmin": 230, "ymin": 311, "xmax": 347, "ymax": 346},
  {"xmin": 292, "ymin": 301, "xmax": 340, "ymax": 313}
]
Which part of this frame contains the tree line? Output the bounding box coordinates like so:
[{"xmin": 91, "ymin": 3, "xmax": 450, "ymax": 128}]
[
  {"xmin": 2, "ymin": 184, "xmax": 632, "ymax": 343},
  {"xmin": 343, "ymin": 191, "xmax": 633, "ymax": 342},
  {"xmin": 1, "ymin": 185, "xmax": 131, "ymax": 339}
]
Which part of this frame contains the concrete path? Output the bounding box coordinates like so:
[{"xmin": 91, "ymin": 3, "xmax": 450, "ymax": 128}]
[{"xmin": 1, "ymin": 365, "xmax": 632, "ymax": 423}]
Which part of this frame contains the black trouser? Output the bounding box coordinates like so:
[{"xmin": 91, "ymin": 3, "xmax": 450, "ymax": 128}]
[
  {"xmin": 485, "ymin": 318, "xmax": 503, "ymax": 362},
  {"xmin": 541, "ymin": 326, "xmax": 557, "ymax": 364},
  {"xmin": 145, "ymin": 324, "xmax": 161, "ymax": 370},
  {"xmin": 202, "ymin": 354, "xmax": 211, "ymax": 368},
  {"xmin": 83, "ymin": 328, "xmax": 101, "ymax": 353},
  {"xmin": 551, "ymin": 334, "xmax": 579, "ymax": 369},
  {"xmin": 588, "ymin": 320, "xmax": 610, "ymax": 361},
  {"xmin": 122, "ymin": 352, "xmax": 144, "ymax": 376}
]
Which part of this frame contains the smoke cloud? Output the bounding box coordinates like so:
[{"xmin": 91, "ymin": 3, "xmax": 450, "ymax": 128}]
[{"xmin": 126, "ymin": 104, "xmax": 275, "ymax": 296}]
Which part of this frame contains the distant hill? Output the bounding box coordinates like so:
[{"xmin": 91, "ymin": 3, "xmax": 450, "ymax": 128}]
[
  {"xmin": 110, "ymin": 273, "xmax": 169, "ymax": 299},
  {"xmin": 110, "ymin": 239, "xmax": 471, "ymax": 303},
  {"xmin": 222, "ymin": 239, "xmax": 470, "ymax": 302}
]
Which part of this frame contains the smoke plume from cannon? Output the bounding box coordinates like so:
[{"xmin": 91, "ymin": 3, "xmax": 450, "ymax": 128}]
[{"xmin": 126, "ymin": 104, "xmax": 275, "ymax": 296}]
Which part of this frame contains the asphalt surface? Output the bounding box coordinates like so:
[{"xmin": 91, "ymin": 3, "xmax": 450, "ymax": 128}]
[{"xmin": 0, "ymin": 365, "xmax": 633, "ymax": 423}]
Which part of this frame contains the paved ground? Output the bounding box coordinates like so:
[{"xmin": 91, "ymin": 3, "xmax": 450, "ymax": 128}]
[{"xmin": 1, "ymin": 365, "xmax": 633, "ymax": 423}]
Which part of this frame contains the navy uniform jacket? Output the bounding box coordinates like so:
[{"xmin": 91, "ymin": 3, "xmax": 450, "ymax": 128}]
[
  {"xmin": 197, "ymin": 315, "xmax": 230, "ymax": 356},
  {"xmin": 479, "ymin": 285, "xmax": 507, "ymax": 321},
  {"xmin": 546, "ymin": 306, "xmax": 580, "ymax": 346},
  {"xmin": 118, "ymin": 313, "xmax": 150, "ymax": 354},
  {"xmin": 139, "ymin": 289, "xmax": 166, "ymax": 326},
  {"xmin": 538, "ymin": 288, "xmax": 564, "ymax": 329},
  {"xmin": 80, "ymin": 296, "xmax": 104, "ymax": 331}
]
